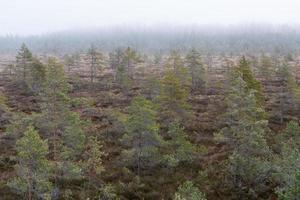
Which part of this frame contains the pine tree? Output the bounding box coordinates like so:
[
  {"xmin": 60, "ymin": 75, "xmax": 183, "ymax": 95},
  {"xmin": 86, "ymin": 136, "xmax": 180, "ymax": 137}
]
[
  {"xmin": 166, "ymin": 50, "xmax": 184, "ymax": 72},
  {"xmin": 215, "ymin": 71, "xmax": 272, "ymax": 199},
  {"xmin": 173, "ymin": 181, "xmax": 206, "ymax": 200},
  {"xmin": 185, "ymin": 48, "xmax": 206, "ymax": 93},
  {"xmin": 27, "ymin": 57, "xmax": 47, "ymax": 93},
  {"xmin": 63, "ymin": 53, "xmax": 80, "ymax": 73},
  {"xmin": 122, "ymin": 47, "xmax": 141, "ymax": 79},
  {"xmin": 275, "ymin": 121, "xmax": 300, "ymax": 200},
  {"xmin": 87, "ymin": 45, "xmax": 105, "ymax": 83},
  {"xmin": 109, "ymin": 48, "xmax": 123, "ymax": 71},
  {"xmin": 259, "ymin": 54, "xmax": 274, "ymax": 80},
  {"xmin": 277, "ymin": 171, "xmax": 300, "ymax": 200},
  {"xmin": 83, "ymin": 136, "xmax": 105, "ymax": 197},
  {"xmin": 8, "ymin": 125, "xmax": 52, "ymax": 200},
  {"xmin": 276, "ymin": 62, "xmax": 291, "ymax": 124},
  {"xmin": 142, "ymin": 74, "xmax": 161, "ymax": 100},
  {"xmin": 275, "ymin": 144, "xmax": 300, "ymax": 200},
  {"xmin": 158, "ymin": 70, "xmax": 190, "ymax": 124},
  {"xmin": 37, "ymin": 58, "xmax": 86, "ymax": 195},
  {"xmin": 281, "ymin": 121, "xmax": 300, "ymax": 148},
  {"xmin": 15, "ymin": 43, "xmax": 33, "ymax": 81},
  {"xmin": 121, "ymin": 96, "xmax": 163, "ymax": 176},
  {"xmin": 113, "ymin": 47, "xmax": 141, "ymax": 94},
  {"xmin": 236, "ymin": 56, "xmax": 264, "ymax": 107},
  {"xmin": 286, "ymin": 66, "xmax": 300, "ymax": 103},
  {"xmin": 166, "ymin": 50, "xmax": 190, "ymax": 87},
  {"xmin": 163, "ymin": 121, "xmax": 196, "ymax": 167}
]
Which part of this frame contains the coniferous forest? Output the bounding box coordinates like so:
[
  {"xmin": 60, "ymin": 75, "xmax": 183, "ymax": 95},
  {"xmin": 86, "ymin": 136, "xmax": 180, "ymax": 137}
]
[
  {"xmin": 0, "ymin": 37, "xmax": 300, "ymax": 199},
  {"xmin": 2, "ymin": 1, "xmax": 300, "ymax": 199}
]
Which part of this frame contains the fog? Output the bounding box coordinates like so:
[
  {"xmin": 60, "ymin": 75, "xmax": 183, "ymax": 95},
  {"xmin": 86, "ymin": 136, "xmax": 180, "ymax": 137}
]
[{"xmin": 1, "ymin": 0, "xmax": 300, "ymax": 36}]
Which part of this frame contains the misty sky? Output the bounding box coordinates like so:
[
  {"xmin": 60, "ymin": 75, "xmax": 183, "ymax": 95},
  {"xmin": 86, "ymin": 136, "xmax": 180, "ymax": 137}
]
[{"xmin": 1, "ymin": 0, "xmax": 300, "ymax": 36}]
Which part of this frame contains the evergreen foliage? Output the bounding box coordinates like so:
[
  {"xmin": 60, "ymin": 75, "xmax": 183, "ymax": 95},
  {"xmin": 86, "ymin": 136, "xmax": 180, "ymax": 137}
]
[{"xmin": 8, "ymin": 125, "xmax": 52, "ymax": 200}]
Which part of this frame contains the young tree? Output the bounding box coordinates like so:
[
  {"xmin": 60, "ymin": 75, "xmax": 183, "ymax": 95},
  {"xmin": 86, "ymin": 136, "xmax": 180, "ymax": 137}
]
[
  {"xmin": 259, "ymin": 54, "xmax": 275, "ymax": 80},
  {"xmin": 115, "ymin": 62, "xmax": 132, "ymax": 95},
  {"xmin": 286, "ymin": 65, "xmax": 300, "ymax": 113},
  {"xmin": 37, "ymin": 58, "xmax": 86, "ymax": 195},
  {"xmin": 122, "ymin": 47, "xmax": 141, "ymax": 79},
  {"xmin": 8, "ymin": 125, "xmax": 52, "ymax": 200},
  {"xmin": 215, "ymin": 71, "xmax": 272, "ymax": 199},
  {"xmin": 158, "ymin": 71, "xmax": 190, "ymax": 125},
  {"xmin": 87, "ymin": 45, "xmax": 105, "ymax": 83},
  {"xmin": 275, "ymin": 121, "xmax": 300, "ymax": 200},
  {"xmin": 163, "ymin": 121, "xmax": 197, "ymax": 167},
  {"xmin": 27, "ymin": 57, "xmax": 47, "ymax": 93},
  {"xmin": 153, "ymin": 50, "xmax": 163, "ymax": 65},
  {"xmin": 277, "ymin": 171, "xmax": 300, "ymax": 200},
  {"xmin": 236, "ymin": 56, "xmax": 264, "ymax": 107},
  {"xmin": 15, "ymin": 43, "xmax": 33, "ymax": 81},
  {"xmin": 142, "ymin": 74, "xmax": 161, "ymax": 100},
  {"xmin": 121, "ymin": 96, "xmax": 163, "ymax": 176},
  {"xmin": 165, "ymin": 50, "xmax": 190, "ymax": 87},
  {"xmin": 63, "ymin": 53, "xmax": 80, "ymax": 73},
  {"xmin": 185, "ymin": 48, "xmax": 206, "ymax": 93},
  {"xmin": 165, "ymin": 50, "xmax": 184, "ymax": 72},
  {"xmin": 276, "ymin": 62, "xmax": 291, "ymax": 124},
  {"xmin": 173, "ymin": 181, "xmax": 206, "ymax": 200},
  {"xmin": 109, "ymin": 48, "xmax": 123, "ymax": 71},
  {"xmin": 112, "ymin": 47, "xmax": 140, "ymax": 94},
  {"xmin": 281, "ymin": 121, "xmax": 300, "ymax": 148},
  {"xmin": 83, "ymin": 136, "xmax": 105, "ymax": 196},
  {"xmin": 259, "ymin": 54, "xmax": 274, "ymax": 80}
]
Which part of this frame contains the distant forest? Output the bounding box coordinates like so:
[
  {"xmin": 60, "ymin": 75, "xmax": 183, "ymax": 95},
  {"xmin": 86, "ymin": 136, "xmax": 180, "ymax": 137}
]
[{"xmin": 1, "ymin": 24, "xmax": 300, "ymax": 55}]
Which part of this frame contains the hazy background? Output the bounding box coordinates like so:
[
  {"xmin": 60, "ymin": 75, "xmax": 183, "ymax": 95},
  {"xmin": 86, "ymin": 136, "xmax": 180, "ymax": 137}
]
[{"xmin": 1, "ymin": 0, "xmax": 300, "ymax": 36}]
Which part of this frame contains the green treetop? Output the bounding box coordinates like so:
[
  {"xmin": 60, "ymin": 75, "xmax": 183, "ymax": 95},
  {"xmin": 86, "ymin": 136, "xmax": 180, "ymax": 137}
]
[
  {"xmin": 215, "ymin": 71, "xmax": 272, "ymax": 199},
  {"xmin": 87, "ymin": 45, "xmax": 105, "ymax": 83},
  {"xmin": 185, "ymin": 48, "xmax": 206, "ymax": 93},
  {"xmin": 8, "ymin": 125, "xmax": 52, "ymax": 200},
  {"xmin": 15, "ymin": 43, "xmax": 33, "ymax": 81},
  {"xmin": 163, "ymin": 121, "xmax": 197, "ymax": 167},
  {"xmin": 166, "ymin": 50, "xmax": 190, "ymax": 87},
  {"xmin": 121, "ymin": 96, "xmax": 163, "ymax": 176},
  {"xmin": 37, "ymin": 58, "xmax": 86, "ymax": 192},
  {"xmin": 158, "ymin": 70, "xmax": 190, "ymax": 125},
  {"xmin": 173, "ymin": 181, "xmax": 206, "ymax": 200},
  {"xmin": 236, "ymin": 56, "xmax": 264, "ymax": 107}
]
